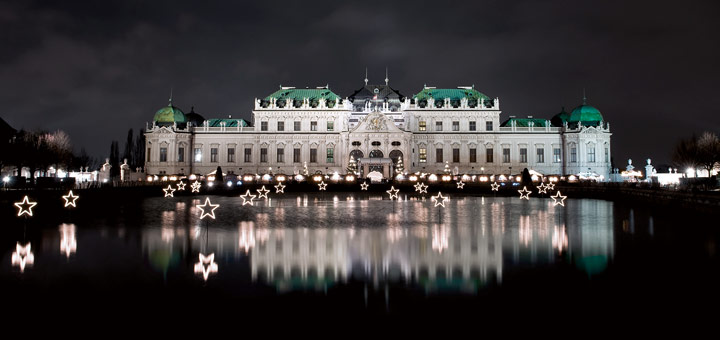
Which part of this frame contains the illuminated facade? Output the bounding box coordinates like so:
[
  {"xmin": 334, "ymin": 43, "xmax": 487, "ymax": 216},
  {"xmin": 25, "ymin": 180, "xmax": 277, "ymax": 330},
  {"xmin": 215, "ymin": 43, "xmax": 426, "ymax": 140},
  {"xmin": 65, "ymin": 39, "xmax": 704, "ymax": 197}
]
[{"xmin": 145, "ymin": 78, "xmax": 612, "ymax": 179}]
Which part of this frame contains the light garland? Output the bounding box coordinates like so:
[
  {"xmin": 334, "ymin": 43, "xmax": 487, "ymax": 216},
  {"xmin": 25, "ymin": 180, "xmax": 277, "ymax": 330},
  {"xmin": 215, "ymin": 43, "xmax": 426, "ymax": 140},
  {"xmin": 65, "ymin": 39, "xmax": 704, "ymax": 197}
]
[
  {"xmin": 518, "ymin": 186, "xmax": 531, "ymax": 200},
  {"xmin": 414, "ymin": 182, "xmax": 428, "ymax": 193},
  {"xmin": 456, "ymin": 181, "xmax": 465, "ymax": 189},
  {"xmin": 386, "ymin": 186, "xmax": 399, "ymax": 200},
  {"xmin": 256, "ymin": 186, "xmax": 270, "ymax": 199},
  {"xmin": 360, "ymin": 182, "xmax": 369, "ymax": 190},
  {"xmin": 431, "ymin": 192, "xmax": 449, "ymax": 207},
  {"xmin": 490, "ymin": 182, "xmax": 500, "ymax": 192},
  {"xmin": 551, "ymin": 191, "xmax": 567, "ymax": 206},
  {"xmin": 274, "ymin": 182, "xmax": 285, "ymax": 193},
  {"xmin": 191, "ymin": 180, "xmax": 201, "ymax": 193},
  {"xmin": 177, "ymin": 181, "xmax": 186, "ymax": 191},
  {"xmin": 14, "ymin": 196, "xmax": 37, "ymax": 217},
  {"xmin": 194, "ymin": 253, "xmax": 218, "ymax": 281},
  {"xmin": 196, "ymin": 197, "xmax": 220, "ymax": 219},
  {"xmin": 62, "ymin": 190, "xmax": 79, "ymax": 208},
  {"xmin": 163, "ymin": 185, "xmax": 176, "ymax": 197},
  {"xmin": 11, "ymin": 242, "xmax": 34, "ymax": 272},
  {"xmin": 318, "ymin": 181, "xmax": 327, "ymax": 191},
  {"xmin": 240, "ymin": 190, "xmax": 257, "ymax": 206}
]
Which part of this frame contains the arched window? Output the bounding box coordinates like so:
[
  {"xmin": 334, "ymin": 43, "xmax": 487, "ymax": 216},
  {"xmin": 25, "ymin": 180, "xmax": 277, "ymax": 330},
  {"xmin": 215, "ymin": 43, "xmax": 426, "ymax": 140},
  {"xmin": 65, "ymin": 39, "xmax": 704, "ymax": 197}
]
[
  {"xmin": 389, "ymin": 150, "xmax": 403, "ymax": 164},
  {"xmin": 391, "ymin": 141, "xmax": 401, "ymax": 146},
  {"xmin": 369, "ymin": 150, "xmax": 384, "ymax": 158},
  {"xmin": 349, "ymin": 150, "xmax": 364, "ymax": 160},
  {"xmin": 371, "ymin": 141, "xmax": 381, "ymax": 147},
  {"xmin": 351, "ymin": 141, "xmax": 361, "ymax": 146}
]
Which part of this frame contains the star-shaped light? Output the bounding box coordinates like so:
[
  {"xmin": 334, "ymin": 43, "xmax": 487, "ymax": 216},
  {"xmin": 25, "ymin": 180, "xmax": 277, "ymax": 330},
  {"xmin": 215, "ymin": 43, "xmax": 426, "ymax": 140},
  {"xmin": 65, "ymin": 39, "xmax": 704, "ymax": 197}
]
[
  {"xmin": 431, "ymin": 192, "xmax": 449, "ymax": 207},
  {"xmin": 386, "ymin": 186, "xmax": 400, "ymax": 200},
  {"xmin": 360, "ymin": 182, "xmax": 369, "ymax": 190},
  {"xmin": 14, "ymin": 196, "xmax": 37, "ymax": 217},
  {"xmin": 518, "ymin": 186, "xmax": 531, "ymax": 200},
  {"xmin": 537, "ymin": 183, "xmax": 548, "ymax": 194},
  {"xmin": 318, "ymin": 181, "xmax": 327, "ymax": 191},
  {"xmin": 256, "ymin": 186, "xmax": 270, "ymax": 199},
  {"xmin": 163, "ymin": 185, "xmax": 176, "ymax": 197},
  {"xmin": 414, "ymin": 182, "xmax": 428, "ymax": 193},
  {"xmin": 196, "ymin": 197, "xmax": 220, "ymax": 219},
  {"xmin": 194, "ymin": 253, "xmax": 218, "ymax": 281},
  {"xmin": 551, "ymin": 191, "xmax": 567, "ymax": 206},
  {"xmin": 62, "ymin": 190, "xmax": 79, "ymax": 208},
  {"xmin": 546, "ymin": 182, "xmax": 555, "ymax": 191},
  {"xmin": 240, "ymin": 190, "xmax": 257, "ymax": 206},
  {"xmin": 456, "ymin": 181, "xmax": 465, "ymax": 189},
  {"xmin": 11, "ymin": 242, "xmax": 34, "ymax": 272},
  {"xmin": 490, "ymin": 182, "xmax": 500, "ymax": 192},
  {"xmin": 191, "ymin": 180, "xmax": 201, "ymax": 193},
  {"xmin": 274, "ymin": 182, "xmax": 285, "ymax": 193},
  {"xmin": 177, "ymin": 181, "xmax": 186, "ymax": 191}
]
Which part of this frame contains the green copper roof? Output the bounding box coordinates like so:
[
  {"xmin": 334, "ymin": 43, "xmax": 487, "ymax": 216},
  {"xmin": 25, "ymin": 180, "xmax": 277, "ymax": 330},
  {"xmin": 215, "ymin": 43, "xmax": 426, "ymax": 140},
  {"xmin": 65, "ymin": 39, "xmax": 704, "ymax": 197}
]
[
  {"xmin": 264, "ymin": 88, "xmax": 341, "ymax": 102},
  {"xmin": 413, "ymin": 87, "xmax": 491, "ymax": 108},
  {"xmin": 500, "ymin": 118, "xmax": 550, "ymax": 127},
  {"xmin": 205, "ymin": 118, "xmax": 251, "ymax": 127},
  {"xmin": 568, "ymin": 104, "xmax": 603, "ymax": 125},
  {"xmin": 153, "ymin": 105, "xmax": 186, "ymax": 124}
]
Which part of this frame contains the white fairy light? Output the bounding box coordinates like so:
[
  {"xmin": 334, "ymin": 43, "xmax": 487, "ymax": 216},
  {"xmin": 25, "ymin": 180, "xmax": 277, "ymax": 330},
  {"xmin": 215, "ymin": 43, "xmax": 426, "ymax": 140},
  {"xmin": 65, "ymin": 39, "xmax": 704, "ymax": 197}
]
[
  {"xmin": 62, "ymin": 190, "xmax": 79, "ymax": 208},
  {"xmin": 177, "ymin": 181, "xmax": 186, "ymax": 191},
  {"xmin": 360, "ymin": 182, "xmax": 369, "ymax": 190},
  {"xmin": 456, "ymin": 181, "xmax": 465, "ymax": 189},
  {"xmin": 518, "ymin": 186, "xmax": 531, "ymax": 200},
  {"xmin": 11, "ymin": 242, "xmax": 34, "ymax": 272},
  {"xmin": 386, "ymin": 186, "xmax": 400, "ymax": 200},
  {"xmin": 490, "ymin": 182, "xmax": 500, "ymax": 191},
  {"xmin": 240, "ymin": 190, "xmax": 257, "ymax": 206},
  {"xmin": 414, "ymin": 182, "xmax": 428, "ymax": 193},
  {"xmin": 14, "ymin": 196, "xmax": 37, "ymax": 217},
  {"xmin": 274, "ymin": 182, "xmax": 285, "ymax": 193},
  {"xmin": 546, "ymin": 182, "xmax": 555, "ymax": 191},
  {"xmin": 196, "ymin": 197, "xmax": 220, "ymax": 219},
  {"xmin": 256, "ymin": 186, "xmax": 270, "ymax": 199},
  {"xmin": 551, "ymin": 191, "xmax": 567, "ymax": 206},
  {"xmin": 318, "ymin": 181, "xmax": 327, "ymax": 191},
  {"xmin": 191, "ymin": 180, "xmax": 201, "ymax": 193},
  {"xmin": 431, "ymin": 192, "xmax": 449, "ymax": 207},
  {"xmin": 194, "ymin": 253, "xmax": 218, "ymax": 281},
  {"xmin": 163, "ymin": 185, "xmax": 176, "ymax": 197},
  {"xmin": 537, "ymin": 183, "xmax": 548, "ymax": 194}
]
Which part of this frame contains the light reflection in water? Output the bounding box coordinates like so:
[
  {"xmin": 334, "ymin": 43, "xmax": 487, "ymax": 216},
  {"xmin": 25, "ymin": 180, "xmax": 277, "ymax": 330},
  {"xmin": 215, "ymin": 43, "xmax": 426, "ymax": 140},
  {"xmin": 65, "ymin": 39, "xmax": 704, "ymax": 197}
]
[
  {"xmin": 59, "ymin": 223, "xmax": 77, "ymax": 258},
  {"xmin": 12, "ymin": 242, "xmax": 34, "ymax": 272},
  {"xmin": 194, "ymin": 253, "xmax": 218, "ymax": 281}
]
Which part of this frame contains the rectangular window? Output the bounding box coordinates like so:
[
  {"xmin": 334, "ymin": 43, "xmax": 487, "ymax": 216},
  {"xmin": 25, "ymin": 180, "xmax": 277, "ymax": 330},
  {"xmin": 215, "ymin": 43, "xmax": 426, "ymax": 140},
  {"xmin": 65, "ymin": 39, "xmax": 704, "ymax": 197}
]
[
  {"xmin": 571, "ymin": 147, "xmax": 577, "ymax": 163},
  {"xmin": 147, "ymin": 148, "xmax": 151, "ymax": 162},
  {"xmin": 503, "ymin": 148, "xmax": 510, "ymax": 163},
  {"xmin": 469, "ymin": 121, "xmax": 476, "ymax": 131},
  {"xmin": 261, "ymin": 121, "xmax": 268, "ymax": 131},
  {"xmin": 326, "ymin": 148, "xmax": 334, "ymax": 163},
  {"xmin": 452, "ymin": 121, "xmax": 459, "ymax": 131},
  {"xmin": 160, "ymin": 147, "xmax": 167, "ymax": 162},
  {"xmin": 436, "ymin": 121, "xmax": 443, "ymax": 131},
  {"xmin": 244, "ymin": 148, "xmax": 251, "ymax": 163},
  {"xmin": 194, "ymin": 148, "xmax": 202, "ymax": 162},
  {"xmin": 277, "ymin": 148, "xmax": 284, "ymax": 163},
  {"xmin": 553, "ymin": 148, "xmax": 561, "ymax": 163},
  {"xmin": 605, "ymin": 147, "xmax": 609, "ymax": 163},
  {"xmin": 210, "ymin": 148, "xmax": 218, "ymax": 163},
  {"xmin": 453, "ymin": 148, "xmax": 460, "ymax": 162},
  {"xmin": 469, "ymin": 148, "xmax": 477, "ymax": 163},
  {"xmin": 277, "ymin": 121, "xmax": 284, "ymax": 131},
  {"xmin": 294, "ymin": 148, "xmax": 301, "ymax": 163},
  {"xmin": 486, "ymin": 121, "xmax": 493, "ymax": 131},
  {"xmin": 419, "ymin": 121, "xmax": 426, "ymax": 131},
  {"xmin": 310, "ymin": 148, "xmax": 317, "ymax": 163},
  {"xmin": 327, "ymin": 121, "xmax": 334, "ymax": 131},
  {"xmin": 588, "ymin": 147, "xmax": 596, "ymax": 163},
  {"xmin": 536, "ymin": 148, "xmax": 544, "ymax": 163},
  {"xmin": 486, "ymin": 148, "xmax": 493, "ymax": 163},
  {"xmin": 260, "ymin": 148, "xmax": 267, "ymax": 163},
  {"xmin": 294, "ymin": 121, "xmax": 301, "ymax": 131},
  {"xmin": 227, "ymin": 148, "xmax": 235, "ymax": 162},
  {"xmin": 419, "ymin": 148, "xmax": 427, "ymax": 163},
  {"xmin": 178, "ymin": 147, "xmax": 184, "ymax": 163},
  {"xmin": 520, "ymin": 148, "xmax": 527, "ymax": 163},
  {"xmin": 436, "ymin": 148, "xmax": 443, "ymax": 163},
  {"xmin": 310, "ymin": 121, "xmax": 317, "ymax": 131}
]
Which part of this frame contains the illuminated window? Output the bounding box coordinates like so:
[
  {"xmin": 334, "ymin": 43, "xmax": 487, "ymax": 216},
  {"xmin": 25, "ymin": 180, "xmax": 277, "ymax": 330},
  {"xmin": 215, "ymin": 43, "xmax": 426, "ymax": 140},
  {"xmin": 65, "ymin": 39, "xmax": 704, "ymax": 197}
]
[
  {"xmin": 419, "ymin": 120, "xmax": 426, "ymax": 131},
  {"xmin": 311, "ymin": 121, "xmax": 317, "ymax": 131},
  {"xmin": 326, "ymin": 148, "xmax": 334, "ymax": 163},
  {"xmin": 327, "ymin": 121, "xmax": 334, "ymax": 131},
  {"xmin": 194, "ymin": 148, "xmax": 202, "ymax": 162},
  {"xmin": 419, "ymin": 148, "xmax": 427, "ymax": 163}
]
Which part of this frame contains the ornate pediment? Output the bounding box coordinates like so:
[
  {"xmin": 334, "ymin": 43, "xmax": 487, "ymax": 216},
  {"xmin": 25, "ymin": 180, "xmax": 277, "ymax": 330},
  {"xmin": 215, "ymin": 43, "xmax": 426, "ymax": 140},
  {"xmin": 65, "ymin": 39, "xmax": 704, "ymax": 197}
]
[{"xmin": 350, "ymin": 112, "xmax": 404, "ymax": 133}]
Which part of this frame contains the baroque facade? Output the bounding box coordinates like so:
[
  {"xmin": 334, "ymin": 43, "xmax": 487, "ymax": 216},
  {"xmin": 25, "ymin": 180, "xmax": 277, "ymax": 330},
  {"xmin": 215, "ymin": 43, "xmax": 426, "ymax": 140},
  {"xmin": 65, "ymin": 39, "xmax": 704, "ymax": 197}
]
[{"xmin": 145, "ymin": 78, "xmax": 612, "ymax": 179}]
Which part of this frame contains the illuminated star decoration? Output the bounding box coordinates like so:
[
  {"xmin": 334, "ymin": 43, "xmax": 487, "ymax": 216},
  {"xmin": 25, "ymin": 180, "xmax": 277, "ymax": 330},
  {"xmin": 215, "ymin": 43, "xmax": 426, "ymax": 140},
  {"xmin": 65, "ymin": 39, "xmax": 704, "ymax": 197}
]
[
  {"xmin": 431, "ymin": 192, "xmax": 449, "ymax": 207},
  {"xmin": 386, "ymin": 186, "xmax": 400, "ymax": 200},
  {"xmin": 191, "ymin": 180, "xmax": 202, "ymax": 193},
  {"xmin": 194, "ymin": 253, "xmax": 218, "ymax": 281},
  {"xmin": 551, "ymin": 191, "xmax": 568, "ymax": 206},
  {"xmin": 318, "ymin": 181, "xmax": 327, "ymax": 191},
  {"xmin": 490, "ymin": 182, "xmax": 500, "ymax": 192},
  {"xmin": 546, "ymin": 182, "xmax": 555, "ymax": 191},
  {"xmin": 11, "ymin": 242, "xmax": 34, "ymax": 272},
  {"xmin": 256, "ymin": 186, "xmax": 270, "ymax": 199},
  {"xmin": 360, "ymin": 182, "xmax": 369, "ymax": 190},
  {"xmin": 274, "ymin": 182, "xmax": 285, "ymax": 193},
  {"xmin": 62, "ymin": 190, "xmax": 79, "ymax": 208},
  {"xmin": 537, "ymin": 183, "xmax": 548, "ymax": 194},
  {"xmin": 518, "ymin": 186, "xmax": 531, "ymax": 200},
  {"xmin": 414, "ymin": 182, "xmax": 428, "ymax": 193},
  {"xmin": 14, "ymin": 196, "xmax": 37, "ymax": 217},
  {"xmin": 240, "ymin": 190, "xmax": 257, "ymax": 206},
  {"xmin": 196, "ymin": 197, "xmax": 220, "ymax": 219},
  {"xmin": 163, "ymin": 185, "xmax": 176, "ymax": 197},
  {"xmin": 456, "ymin": 181, "xmax": 465, "ymax": 189},
  {"xmin": 177, "ymin": 181, "xmax": 186, "ymax": 191}
]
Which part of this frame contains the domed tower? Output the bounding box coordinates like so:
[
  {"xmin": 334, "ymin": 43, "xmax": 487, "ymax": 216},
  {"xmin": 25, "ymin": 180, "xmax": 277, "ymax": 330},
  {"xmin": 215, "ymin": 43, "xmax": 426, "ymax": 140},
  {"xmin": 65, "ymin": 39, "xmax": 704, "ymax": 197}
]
[
  {"xmin": 567, "ymin": 94, "xmax": 604, "ymax": 128},
  {"xmin": 153, "ymin": 100, "xmax": 187, "ymax": 127},
  {"xmin": 550, "ymin": 107, "xmax": 570, "ymax": 127},
  {"xmin": 185, "ymin": 106, "xmax": 206, "ymax": 127}
]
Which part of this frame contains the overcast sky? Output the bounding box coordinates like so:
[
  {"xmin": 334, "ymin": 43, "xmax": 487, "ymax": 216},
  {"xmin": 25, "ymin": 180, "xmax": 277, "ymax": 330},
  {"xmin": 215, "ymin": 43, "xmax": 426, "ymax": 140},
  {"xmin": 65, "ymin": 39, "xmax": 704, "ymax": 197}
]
[{"xmin": 1, "ymin": 0, "xmax": 719, "ymax": 166}]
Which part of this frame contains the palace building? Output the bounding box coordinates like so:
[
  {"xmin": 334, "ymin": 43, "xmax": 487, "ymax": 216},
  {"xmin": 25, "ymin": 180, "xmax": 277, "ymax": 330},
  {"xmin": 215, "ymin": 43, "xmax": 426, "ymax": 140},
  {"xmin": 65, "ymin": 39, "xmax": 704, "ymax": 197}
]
[{"xmin": 144, "ymin": 76, "xmax": 611, "ymax": 179}]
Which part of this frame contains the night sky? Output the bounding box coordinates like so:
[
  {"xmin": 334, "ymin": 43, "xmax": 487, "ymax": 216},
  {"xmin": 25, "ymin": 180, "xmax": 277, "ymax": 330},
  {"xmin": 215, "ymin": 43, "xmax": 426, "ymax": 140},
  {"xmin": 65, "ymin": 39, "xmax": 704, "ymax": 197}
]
[{"xmin": 1, "ymin": 0, "xmax": 719, "ymax": 166}]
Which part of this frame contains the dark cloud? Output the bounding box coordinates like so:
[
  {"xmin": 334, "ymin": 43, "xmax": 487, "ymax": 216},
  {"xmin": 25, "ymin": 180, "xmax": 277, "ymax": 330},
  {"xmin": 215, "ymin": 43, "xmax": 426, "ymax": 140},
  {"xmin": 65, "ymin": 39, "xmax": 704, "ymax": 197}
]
[{"xmin": 1, "ymin": 0, "xmax": 719, "ymax": 166}]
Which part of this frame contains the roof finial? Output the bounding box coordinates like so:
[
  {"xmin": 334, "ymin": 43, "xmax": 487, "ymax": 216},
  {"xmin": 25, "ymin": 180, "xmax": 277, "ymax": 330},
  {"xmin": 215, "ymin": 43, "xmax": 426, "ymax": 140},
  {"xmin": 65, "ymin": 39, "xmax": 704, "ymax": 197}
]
[
  {"xmin": 582, "ymin": 88, "xmax": 587, "ymax": 105},
  {"xmin": 364, "ymin": 68, "xmax": 368, "ymax": 86},
  {"xmin": 169, "ymin": 87, "xmax": 173, "ymax": 106},
  {"xmin": 385, "ymin": 67, "xmax": 389, "ymax": 85}
]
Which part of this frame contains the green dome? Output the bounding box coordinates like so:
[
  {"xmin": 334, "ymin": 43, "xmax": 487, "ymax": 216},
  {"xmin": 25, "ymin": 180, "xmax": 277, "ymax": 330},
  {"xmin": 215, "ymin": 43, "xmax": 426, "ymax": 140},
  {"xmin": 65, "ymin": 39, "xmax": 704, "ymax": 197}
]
[
  {"xmin": 550, "ymin": 107, "xmax": 570, "ymax": 127},
  {"xmin": 153, "ymin": 104, "xmax": 186, "ymax": 125},
  {"xmin": 568, "ymin": 104, "xmax": 603, "ymax": 124}
]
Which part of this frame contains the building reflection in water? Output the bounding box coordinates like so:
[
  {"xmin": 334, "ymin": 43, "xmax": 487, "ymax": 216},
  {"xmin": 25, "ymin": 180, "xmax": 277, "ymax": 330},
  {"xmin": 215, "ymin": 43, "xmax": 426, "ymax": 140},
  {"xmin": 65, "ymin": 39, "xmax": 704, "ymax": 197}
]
[
  {"xmin": 141, "ymin": 196, "xmax": 614, "ymax": 293},
  {"xmin": 12, "ymin": 242, "xmax": 34, "ymax": 272},
  {"xmin": 59, "ymin": 223, "xmax": 77, "ymax": 258}
]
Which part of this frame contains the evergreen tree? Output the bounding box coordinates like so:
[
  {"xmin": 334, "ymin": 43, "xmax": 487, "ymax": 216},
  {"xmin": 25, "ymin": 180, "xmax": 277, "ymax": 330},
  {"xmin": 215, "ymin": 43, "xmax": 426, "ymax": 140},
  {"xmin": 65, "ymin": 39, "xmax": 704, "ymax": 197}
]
[
  {"xmin": 302, "ymin": 162, "xmax": 309, "ymax": 176},
  {"xmin": 134, "ymin": 130, "xmax": 145, "ymax": 170},
  {"xmin": 347, "ymin": 155, "xmax": 358, "ymax": 175},
  {"xmin": 395, "ymin": 156, "xmax": 404, "ymax": 174},
  {"xmin": 443, "ymin": 161, "xmax": 451, "ymax": 174},
  {"xmin": 122, "ymin": 129, "xmax": 134, "ymax": 167},
  {"xmin": 109, "ymin": 140, "xmax": 120, "ymax": 178}
]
